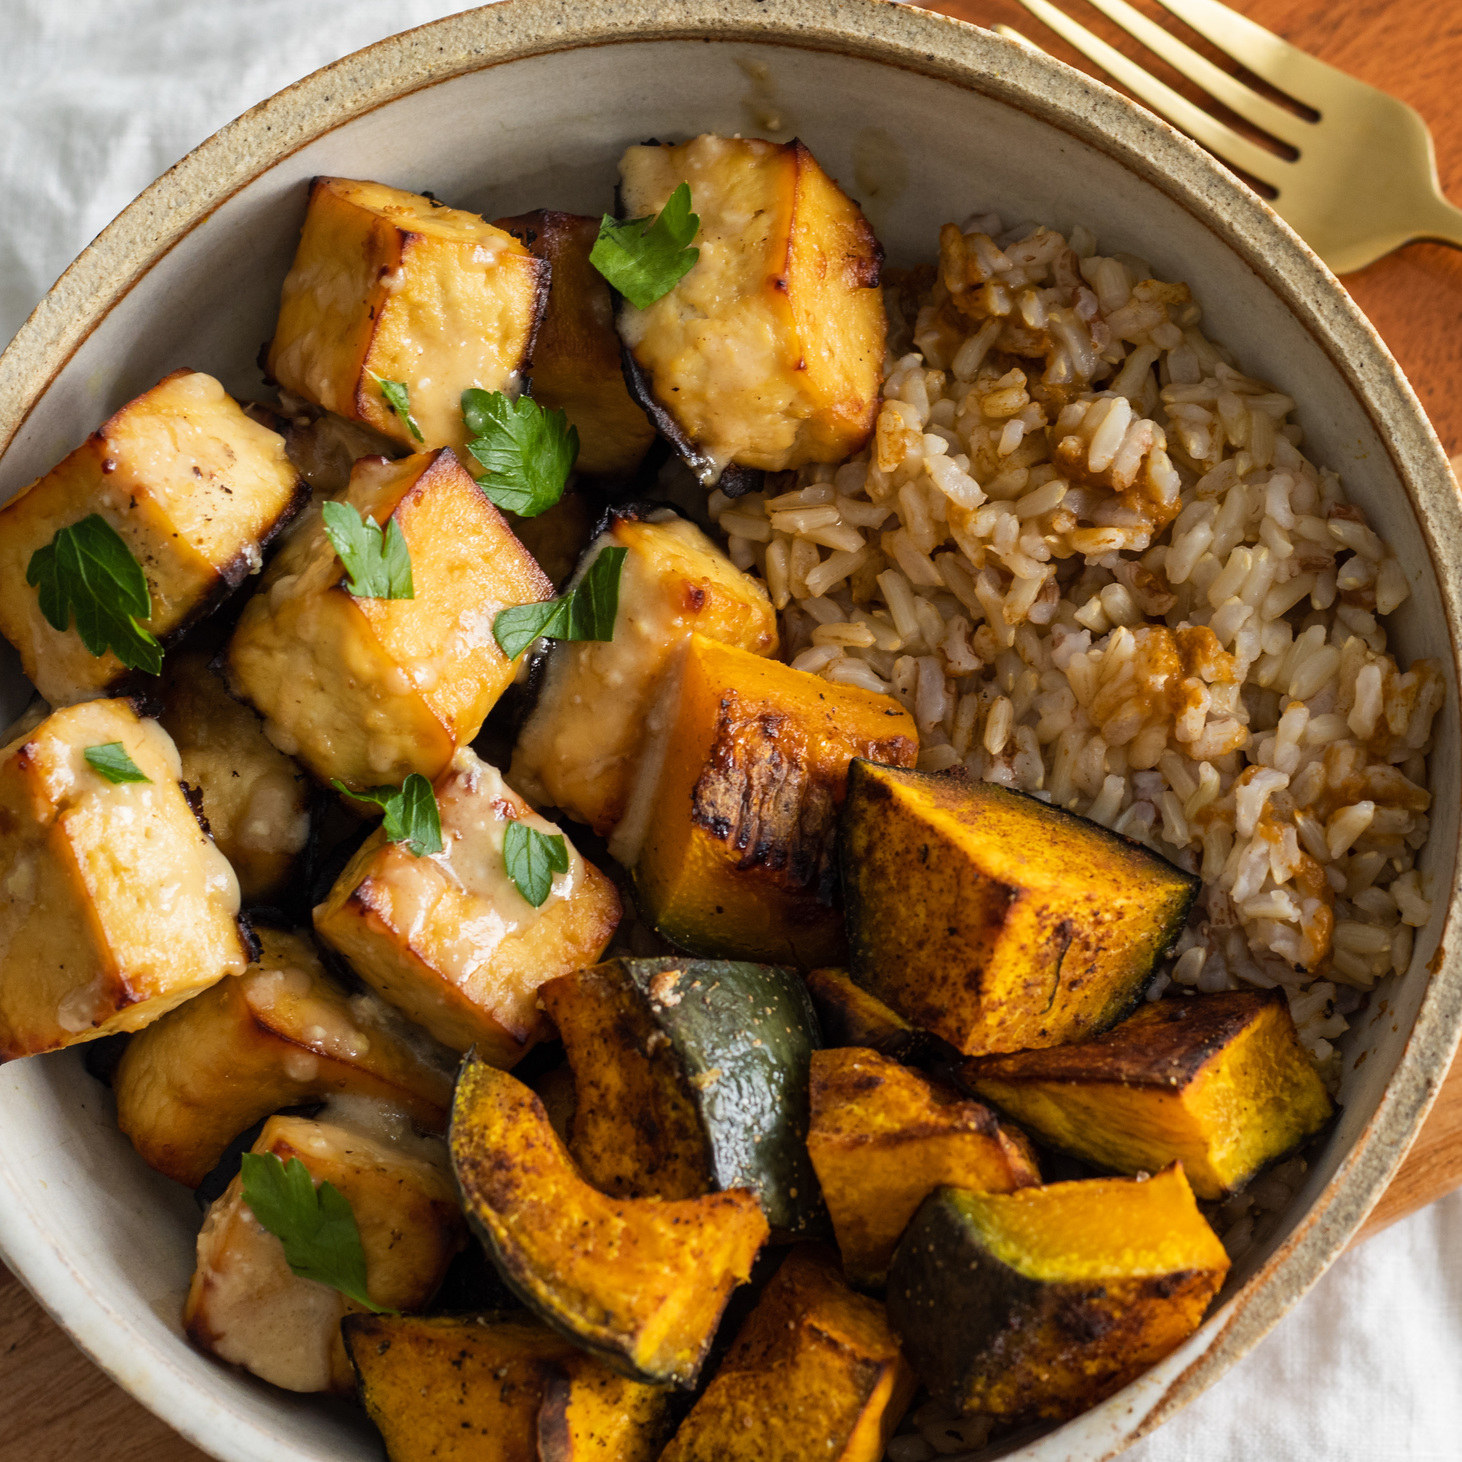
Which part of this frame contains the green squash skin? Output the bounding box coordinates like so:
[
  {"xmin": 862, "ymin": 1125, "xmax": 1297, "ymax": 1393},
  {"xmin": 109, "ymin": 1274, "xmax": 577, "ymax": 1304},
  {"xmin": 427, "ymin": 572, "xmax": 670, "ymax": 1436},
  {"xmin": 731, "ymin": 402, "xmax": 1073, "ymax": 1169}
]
[{"xmin": 620, "ymin": 957, "xmax": 830, "ymax": 1240}]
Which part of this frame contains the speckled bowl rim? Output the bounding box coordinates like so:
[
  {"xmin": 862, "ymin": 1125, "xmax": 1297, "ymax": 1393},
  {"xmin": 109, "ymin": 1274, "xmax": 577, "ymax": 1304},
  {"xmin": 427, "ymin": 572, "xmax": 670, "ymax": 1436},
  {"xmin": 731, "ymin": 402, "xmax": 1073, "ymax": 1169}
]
[{"xmin": 0, "ymin": 1, "xmax": 1458, "ymax": 1458}]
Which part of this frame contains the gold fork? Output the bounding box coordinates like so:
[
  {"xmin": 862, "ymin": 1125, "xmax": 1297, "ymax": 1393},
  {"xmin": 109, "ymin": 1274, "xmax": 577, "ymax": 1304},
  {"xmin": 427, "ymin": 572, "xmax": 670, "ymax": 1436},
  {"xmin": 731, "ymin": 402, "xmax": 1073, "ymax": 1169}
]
[{"xmin": 1000, "ymin": 0, "xmax": 1462, "ymax": 275}]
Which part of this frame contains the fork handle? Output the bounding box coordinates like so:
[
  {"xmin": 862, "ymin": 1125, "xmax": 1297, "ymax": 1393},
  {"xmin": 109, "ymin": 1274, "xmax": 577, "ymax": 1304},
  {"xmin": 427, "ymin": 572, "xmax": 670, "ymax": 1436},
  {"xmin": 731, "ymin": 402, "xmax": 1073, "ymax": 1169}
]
[{"xmin": 1414, "ymin": 190, "xmax": 1462, "ymax": 252}]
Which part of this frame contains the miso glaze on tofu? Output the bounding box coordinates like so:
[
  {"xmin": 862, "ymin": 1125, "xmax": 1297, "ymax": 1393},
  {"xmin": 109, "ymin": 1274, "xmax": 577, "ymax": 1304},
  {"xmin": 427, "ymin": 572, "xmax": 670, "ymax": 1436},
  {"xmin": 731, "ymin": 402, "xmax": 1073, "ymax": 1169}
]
[
  {"xmin": 616, "ymin": 135, "xmax": 885, "ymax": 486},
  {"xmin": 510, "ymin": 507, "xmax": 779, "ymax": 835},
  {"xmin": 115, "ymin": 926, "xmax": 456, "ymax": 1187},
  {"xmin": 314, "ymin": 748, "xmax": 621, "ymax": 1059},
  {"xmin": 0, "ymin": 370, "xmax": 306, "ymax": 705},
  {"xmin": 158, "ymin": 652, "xmax": 310, "ymax": 905},
  {"xmin": 0, "ymin": 699, "xmax": 251, "ymax": 1060},
  {"xmin": 184, "ymin": 1111, "xmax": 464, "ymax": 1394},
  {"xmin": 225, "ymin": 448, "xmax": 553, "ymax": 791},
  {"xmin": 267, "ymin": 178, "xmax": 549, "ymax": 459},
  {"xmin": 493, "ymin": 209, "xmax": 658, "ymax": 480}
]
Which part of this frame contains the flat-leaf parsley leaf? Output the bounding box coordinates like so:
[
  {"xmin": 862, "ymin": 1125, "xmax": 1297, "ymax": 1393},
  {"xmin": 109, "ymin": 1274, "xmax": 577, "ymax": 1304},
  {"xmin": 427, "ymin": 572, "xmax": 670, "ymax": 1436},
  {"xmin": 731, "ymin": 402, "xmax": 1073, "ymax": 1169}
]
[
  {"xmin": 503, "ymin": 821, "xmax": 569, "ymax": 908},
  {"xmin": 26, "ymin": 515, "xmax": 162, "ymax": 675},
  {"xmin": 84, "ymin": 743, "xmax": 150, "ymax": 784},
  {"xmin": 321, "ymin": 501, "xmax": 414, "ymax": 600},
  {"xmin": 492, "ymin": 546, "xmax": 627, "ymax": 660},
  {"xmin": 589, "ymin": 182, "xmax": 700, "ymax": 310},
  {"xmin": 461, "ymin": 388, "xmax": 578, "ymax": 517},
  {"xmin": 373, "ymin": 376, "xmax": 424, "ymax": 443},
  {"xmin": 240, "ymin": 1151, "xmax": 394, "ymax": 1314},
  {"xmin": 331, "ymin": 772, "xmax": 443, "ymax": 857}
]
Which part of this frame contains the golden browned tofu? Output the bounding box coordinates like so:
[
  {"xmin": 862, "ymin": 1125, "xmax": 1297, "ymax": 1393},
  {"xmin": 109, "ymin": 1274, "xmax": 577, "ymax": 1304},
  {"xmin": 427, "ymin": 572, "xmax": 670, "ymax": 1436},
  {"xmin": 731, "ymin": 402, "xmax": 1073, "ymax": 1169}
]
[
  {"xmin": 267, "ymin": 178, "xmax": 548, "ymax": 458},
  {"xmin": 841, "ymin": 764, "xmax": 1200, "ymax": 1056},
  {"xmin": 226, "ymin": 448, "xmax": 554, "ymax": 791},
  {"xmin": 963, "ymin": 990, "xmax": 1334, "ymax": 1199},
  {"xmin": 184, "ymin": 1112, "xmax": 464, "ymax": 1394},
  {"xmin": 342, "ymin": 1312, "xmax": 672, "ymax": 1462},
  {"xmin": 494, "ymin": 210, "xmax": 657, "ymax": 480},
  {"xmin": 612, "ymin": 635, "xmax": 917, "ymax": 966},
  {"xmin": 314, "ymin": 748, "xmax": 620, "ymax": 1060},
  {"xmin": 887, "ymin": 1167, "xmax": 1230, "ymax": 1421},
  {"xmin": 273, "ymin": 396, "xmax": 403, "ymax": 502},
  {"xmin": 0, "ymin": 370, "xmax": 305, "ymax": 705},
  {"xmin": 617, "ymin": 135, "xmax": 885, "ymax": 485},
  {"xmin": 659, "ymin": 1248, "xmax": 915, "ymax": 1462},
  {"xmin": 807, "ymin": 1047, "xmax": 1040, "ymax": 1287},
  {"xmin": 114, "ymin": 926, "xmax": 456, "ymax": 1186},
  {"xmin": 0, "ymin": 699, "xmax": 250, "ymax": 1060},
  {"xmin": 511, "ymin": 508, "xmax": 779, "ymax": 835},
  {"xmin": 158, "ymin": 652, "xmax": 310, "ymax": 904}
]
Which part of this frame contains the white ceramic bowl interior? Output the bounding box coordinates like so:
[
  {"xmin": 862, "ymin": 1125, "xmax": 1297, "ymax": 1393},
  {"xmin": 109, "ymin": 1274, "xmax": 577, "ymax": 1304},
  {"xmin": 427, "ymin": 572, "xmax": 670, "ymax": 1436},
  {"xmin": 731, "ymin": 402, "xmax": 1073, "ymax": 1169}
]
[{"xmin": 0, "ymin": 5, "xmax": 1457, "ymax": 1460}]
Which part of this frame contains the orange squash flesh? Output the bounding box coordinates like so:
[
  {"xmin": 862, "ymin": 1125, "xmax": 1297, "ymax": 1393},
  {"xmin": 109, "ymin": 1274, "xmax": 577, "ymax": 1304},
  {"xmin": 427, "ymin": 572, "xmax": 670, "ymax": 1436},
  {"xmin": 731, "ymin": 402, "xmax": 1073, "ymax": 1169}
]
[
  {"xmin": 449, "ymin": 1054, "xmax": 769, "ymax": 1387},
  {"xmin": 808, "ymin": 1047, "xmax": 1041, "ymax": 1287}
]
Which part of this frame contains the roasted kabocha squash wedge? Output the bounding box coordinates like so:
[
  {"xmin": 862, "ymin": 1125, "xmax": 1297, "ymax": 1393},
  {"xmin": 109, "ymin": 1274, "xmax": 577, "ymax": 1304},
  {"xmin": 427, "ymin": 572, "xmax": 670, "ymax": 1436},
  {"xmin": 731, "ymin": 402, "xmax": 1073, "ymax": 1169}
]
[
  {"xmin": 0, "ymin": 369, "xmax": 306, "ymax": 707},
  {"xmin": 449, "ymin": 1053, "xmax": 769, "ymax": 1387},
  {"xmin": 511, "ymin": 506, "xmax": 779, "ymax": 836},
  {"xmin": 886, "ymin": 1166, "xmax": 1230, "ymax": 1421},
  {"xmin": 114, "ymin": 926, "xmax": 455, "ymax": 1186},
  {"xmin": 158, "ymin": 651, "xmax": 311, "ymax": 905},
  {"xmin": 612, "ymin": 635, "xmax": 917, "ymax": 966},
  {"xmin": 659, "ymin": 1247, "xmax": 915, "ymax": 1462},
  {"xmin": 803, "ymin": 967, "xmax": 958, "ymax": 1069},
  {"xmin": 185, "ymin": 1112, "xmax": 465, "ymax": 1394},
  {"xmin": 539, "ymin": 957, "xmax": 826, "ymax": 1236},
  {"xmin": 342, "ymin": 1312, "xmax": 672, "ymax": 1462},
  {"xmin": 616, "ymin": 135, "xmax": 885, "ymax": 488},
  {"xmin": 226, "ymin": 447, "xmax": 554, "ymax": 792},
  {"xmin": 0, "ymin": 699, "xmax": 252, "ymax": 1060},
  {"xmin": 315, "ymin": 747, "xmax": 620, "ymax": 1059},
  {"xmin": 493, "ymin": 210, "xmax": 657, "ymax": 481},
  {"xmin": 962, "ymin": 990, "xmax": 1333, "ymax": 1199},
  {"xmin": 840, "ymin": 763, "xmax": 1199, "ymax": 1055},
  {"xmin": 807, "ymin": 1048, "xmax": 1040, "ymax": 1288},
  {"xmin": 267, "ymin": 177, "xmax": 548, "ymax": 459}
]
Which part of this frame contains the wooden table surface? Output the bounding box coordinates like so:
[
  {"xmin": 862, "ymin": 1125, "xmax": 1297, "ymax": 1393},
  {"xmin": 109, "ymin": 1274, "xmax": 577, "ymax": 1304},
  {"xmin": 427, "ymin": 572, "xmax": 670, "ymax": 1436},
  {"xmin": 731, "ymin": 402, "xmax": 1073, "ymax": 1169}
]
[{"xmin": 3, "ymin": 1, "xmax": 1461, "ymax": 1458}]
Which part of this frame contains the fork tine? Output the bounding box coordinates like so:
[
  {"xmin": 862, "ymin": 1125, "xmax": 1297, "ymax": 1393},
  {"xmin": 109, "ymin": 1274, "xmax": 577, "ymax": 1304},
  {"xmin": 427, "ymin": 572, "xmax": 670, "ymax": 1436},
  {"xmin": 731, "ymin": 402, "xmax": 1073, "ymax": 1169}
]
[
  {"xmin": 1082, "ymin": 0, "xmax": 1310, "ymax": 148},
  {"xmin": 1149, "ymin": 0, "xmax": 1341, "ymax": 109},
  {"xmin": 1012, "ymin": 0, "xmax": 1286, "ymax": 190}
]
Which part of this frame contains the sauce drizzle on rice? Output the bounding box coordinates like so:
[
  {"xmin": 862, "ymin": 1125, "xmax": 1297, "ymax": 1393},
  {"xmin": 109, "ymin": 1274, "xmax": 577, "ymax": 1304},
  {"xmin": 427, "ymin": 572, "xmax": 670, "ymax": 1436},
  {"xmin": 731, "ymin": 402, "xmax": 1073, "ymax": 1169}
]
[{"xmin": 711, "ymin": 212, "xmax": 1441, "ymax": 1101}]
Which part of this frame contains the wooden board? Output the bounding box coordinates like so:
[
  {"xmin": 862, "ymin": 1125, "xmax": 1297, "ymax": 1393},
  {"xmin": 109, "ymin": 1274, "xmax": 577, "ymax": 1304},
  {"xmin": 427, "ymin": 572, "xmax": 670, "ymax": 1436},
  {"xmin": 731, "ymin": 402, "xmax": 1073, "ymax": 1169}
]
[{"xmin": 3, "ymin": 0, "xmax": 1460, "ymax": 1456}]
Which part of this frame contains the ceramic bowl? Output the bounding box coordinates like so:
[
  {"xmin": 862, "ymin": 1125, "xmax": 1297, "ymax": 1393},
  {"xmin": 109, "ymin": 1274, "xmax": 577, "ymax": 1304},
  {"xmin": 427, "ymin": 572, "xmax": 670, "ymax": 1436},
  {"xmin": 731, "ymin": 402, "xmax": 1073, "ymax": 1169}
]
[{"xmin": 0, "ymin": 2, "xmax": 1458, "ymax": 1459}]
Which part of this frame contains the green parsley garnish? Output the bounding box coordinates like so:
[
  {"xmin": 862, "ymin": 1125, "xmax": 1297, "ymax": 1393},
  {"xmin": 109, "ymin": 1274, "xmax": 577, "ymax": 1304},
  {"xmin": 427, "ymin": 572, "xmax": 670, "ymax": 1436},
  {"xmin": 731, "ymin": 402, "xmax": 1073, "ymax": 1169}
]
[
  {"xmin": 84, "ymin": 743, "xmax": 150, "ymax": 784},
  {"xmin": 373, "ymin": 375, "xmax": 424, "ymax": 443},
  {"xmin": 240, "ymin": 1152, "xmax": 394, "ymax": 1314},
  {"xmin": 503, "ymin": 821, "xmax": 569, "ymax": 908},
  {"xmin": 320, "ymin": 501, "xmax": 414, "ymax": 601},
  {"xmin": 589, "ymin": 182, "xmax": 700, "ymax": 310},
  {"xmin": 461, "ymin": 389, "xmax": 578, "ymax": 517},
  {"xmin": 492, "ymin": 546, "xmax": 627, "ymax": 661},
  {"xmin": 332, "ymin": 772, "xmax": 443, "ymax": 858},
  {"xmin": 26, "ymin": 515, "xmax": 162, "ymax": 675}
]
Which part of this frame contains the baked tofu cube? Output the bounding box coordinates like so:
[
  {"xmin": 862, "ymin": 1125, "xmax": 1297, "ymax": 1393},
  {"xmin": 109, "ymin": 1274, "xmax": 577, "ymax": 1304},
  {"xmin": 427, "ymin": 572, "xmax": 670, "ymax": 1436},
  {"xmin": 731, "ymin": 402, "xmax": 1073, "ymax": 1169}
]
[
  {"xmin": 659, "ymin": 1248, "xmax": 915, "ymax": 1462},
  {"xmin": 158, "ymin": 652, "xmax": 310, "ymax": 904},
  {"xmin": 494, "ymin": 210, "xmax": 658, "ymax": 480},
  {"xmin": 887, "ymin": 1166, "xmax": 1230, "ymax": 1421},
  {"xmin": 841, "ymin": 764, "xmax": 1200, "ymax": 1056},
  {"xmin": 226, "ymin": 448, "xmax": 553, "ymax": 791},
  {"xmin": 314, "ymin": 748, "xmax": 620, "ymax": 1060},
  {"xmin": 511, "ymin": 507, "xmax": 779, "ymax": 835},
  {"xmin": 612, "ymin": 635, "xmax": 917, "ymax": 967},
  {"xmin": 0, "ymin": 370, "xmax": 305, "ymax": 706},
  {"xmin": 267, "ymin": 177, "xmax": 548, "ymax": 458},
  {"xmin": 963, "ymin": 990, "xmax": 1333, "ymax": 1199},
  {"xmin": 114, "ymin": 926, "xmax": 456, "ymax": 1187},
  {"xmin": 807, "ymin": 1047, "xmax": 1040, "ymax": 1288},
  {"xmin": 184, "ymin": 1112, "xmax": 465, "ymax": 1394},
  {"xmin": 342, "ymin": 1312, "xmax": 672, "ymax": 1462},
  {"xmin": 617, "ymin": 135, "xmax": 885, "ymax": 486},
  {"xmin": 0, "ymin": 699, "xmax": 250, "ymax": 1060}
]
